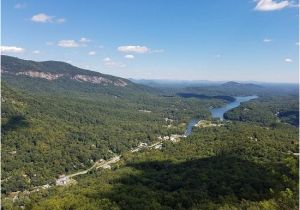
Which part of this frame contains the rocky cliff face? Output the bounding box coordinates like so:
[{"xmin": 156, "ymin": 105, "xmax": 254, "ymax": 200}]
[
  {"xmin": 4, "ymin": 70, "xmax": 128, "ymax": 87},
  {"xmin": 71, "ymin": 74, "xmax": 127, "ymax": 86},
  {"xmin": 16, "ymin": 71, "xmax": 64, "ymax": 80},
  {"xmin": 1, "ymin": 56, "xmax": 130, "ymax": 87},
  {"xmin": 72, "ymin": 74, "xmax": 112, "ymax": 85},
  {"xmin": 113, "ymin": 79, "xmax": 128, "ymax": 87}
]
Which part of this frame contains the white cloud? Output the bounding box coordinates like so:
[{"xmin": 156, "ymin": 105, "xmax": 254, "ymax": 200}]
[
  {"xmin": 31, "ymin": 13, "xmax": 65, "ymax": 23},
  {"xmin": 88, "ymin": 51, "xmax": 96, "ymax": 55},
  {"xmin": 102, "ymin": 57, "xmax": 125, "ymax": 68},
  {"xmin": 263, "ymin": 38, "xmax": 272, "ymax": 42},
  {"xmin": 79, "ymin": 37, "xmax": 91, "ymax": 43},
  {"xmin": 285, "ymin": 58, "xmax": 293, "ymax": 63},
  {"xmin": 118, "ymin": 45, "xmax": 149, "ymax": 54},
  {"xmin": 31, "ymin": 13, "xmax": 54, "ymax": 23},
  {"xmin": 15, "ymin": 3, "xmax": 26, "ymax": 9},
  {"xmin": 124, "ymin": 54, "xmax": 135, "ymax": 59},
  {"xmin": 78, "ymin": 38, "xmax": 91, "ymax": 47},
  {"xmin": 32, "ymin": 50, "xmax": 40, "ymax": 54},
  {"xmin": 0, "ymin": 46, "xmax": 25, "ymax": 53},
  {"xmin": 296, "ymin": 42, "xmax": 300, "ymax": 46},
  {"xmin": 103, "ymin": 57, "xmax": 112, "ymax": 62},
  {"xmin": 58, "ymin": 40, "xmax": 79, "ymax": 48},
  {"xmin": 254, "ymin": 0, "xmax": 289, "ymax": 11}
]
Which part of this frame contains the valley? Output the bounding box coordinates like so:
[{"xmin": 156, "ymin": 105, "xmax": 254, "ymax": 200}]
[
  {"xmin": 2, "ymin": 1, "xmax": 298, "ymax": 209},
  {"xmin": 1, "ymin": 56, "xmax": 299, "ymax": 210}
]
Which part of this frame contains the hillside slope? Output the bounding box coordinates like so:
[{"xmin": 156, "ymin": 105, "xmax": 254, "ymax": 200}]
[
  {"xmin": 1, "ymin": 55, "xmax": 160, "ymax": 99},
  {"xmin": 2, "ymin": 55, "xmax": 128, "ymax": 86},
  {"xmin": 1, "ymin": 56, "xmax": 226, "ymax": 195}
]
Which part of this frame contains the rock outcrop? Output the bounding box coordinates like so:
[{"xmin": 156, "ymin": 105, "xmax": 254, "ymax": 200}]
[
  {"xmin": 16, "ymin": 71, "xmax": 64, "ymax": 80},
  {"xmin": 71, "ymin": 74, "xmax": 127, "ymax": 86},
  {"xmin": 6, "ymin": 71, "xmax": 128, "ymax": 87}
]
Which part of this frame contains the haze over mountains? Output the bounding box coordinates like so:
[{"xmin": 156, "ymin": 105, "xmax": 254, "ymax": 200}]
[
  {"xmin": 3, "ymin": 56, "xmax": 297, "ymax": 92},
  {"xmin": 1, "ymin": 0, "xmax": 299, "ymax": 208},
  {"xmin": 1, "ymin": 55, "xmax": 299, "ymax": 209}
]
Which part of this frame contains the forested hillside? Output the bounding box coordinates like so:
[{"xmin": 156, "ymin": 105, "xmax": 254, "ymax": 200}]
[
  {"xmin": 1, "ymin": 56, "xmax": 298, "ymax": 210},
  {"xmin": 4, "ymin": 122, "xmax": 298, "ymax": 209},
  {"xmin": 1, "ymin": 56, "xmax": 227, "ymax": 195},
  {"xmin": 224, "ymin": 95, "xmax": 299, "ymax": 126}
]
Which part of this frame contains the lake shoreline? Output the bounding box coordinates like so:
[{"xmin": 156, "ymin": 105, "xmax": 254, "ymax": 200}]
[{"xmin": 184, "ymin": 95, "xmax": 258, "ymax": 136}]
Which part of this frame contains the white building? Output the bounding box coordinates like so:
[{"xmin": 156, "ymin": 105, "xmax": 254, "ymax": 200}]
[{"xmin": 56, "ymin": 176, "xmax": 69, "ymax": 186}]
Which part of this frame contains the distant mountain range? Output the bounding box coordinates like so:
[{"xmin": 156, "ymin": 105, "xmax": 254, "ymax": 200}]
[
  {"xmin": 128, "ymin": 78, "xmax": 281, "ymax": 89},
  {"xmin": 129, "ymin": 78, "xmax": 224, "ymax": 88},
  {"xmin": 2, "ymin": 56, "xmax": 296, "ymax": 92},
  {"xmin": 221, "ymin": 81, "xmax": 262, "ymax": 88},
  {"xmin": 2, "ymin": 56, "xmax": 297, "ymax": 97}
]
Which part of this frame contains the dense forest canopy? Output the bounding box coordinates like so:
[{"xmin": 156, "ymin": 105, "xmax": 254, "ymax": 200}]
[
  {"xmin": 1, "ymin": 56, "xmax": 299, "ymax": 210},
  {"xmin": 3, "ymin": 122, "xmax": 298, "ymax": 210}
]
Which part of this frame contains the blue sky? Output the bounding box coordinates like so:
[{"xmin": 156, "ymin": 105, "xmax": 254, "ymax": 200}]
[{"xmin": 2, "ymin": 0, "xmax": 299, "ymax": 83}]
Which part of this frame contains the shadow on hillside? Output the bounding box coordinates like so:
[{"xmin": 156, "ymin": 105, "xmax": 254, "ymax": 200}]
[
  {"xmin": 2, "ymin": 115, "xmax": 29, "ymax": 132},
  {"xmin": 105, "ymin": 154, "xmax": 285, "ymax": 210}
]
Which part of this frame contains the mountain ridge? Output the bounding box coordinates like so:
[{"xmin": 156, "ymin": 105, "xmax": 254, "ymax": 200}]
[
  {"xmin": 221, "ymin": 81, "xmax": 262, "ymax": 88},
  {"xmin": 1, "ymin": 55, "xmax": 129, "ymax": 87}
]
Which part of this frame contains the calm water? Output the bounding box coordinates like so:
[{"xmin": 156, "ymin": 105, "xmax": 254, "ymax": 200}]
[
  {"xmin": 184, "ymin": 95, "xmax": 258, "ymax": 136},
  {"xmin": 210, "ymin": 95, "xmax": 258, "ymax": 120}
]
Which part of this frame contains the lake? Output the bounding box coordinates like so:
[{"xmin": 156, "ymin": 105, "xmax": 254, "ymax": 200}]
[
  {"xmin": 210, "ymin": 95, "xmax": 258, "ymax": 120},
  {"xmin": 184, "ymin": 95, "xmax": 258, "ymax": 136}
]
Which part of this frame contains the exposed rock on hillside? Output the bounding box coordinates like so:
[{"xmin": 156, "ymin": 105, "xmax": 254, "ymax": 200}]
[
  {"xmin": 1, "ymin": 55, "xmax": 130, "ymax": 87},
  {"xmin": 72, "ymin": 74, "xmax": 113, "ymax": 85},
  {"xmin": 71, "ymin": 75, "xmax": 127, "ymax": 86},
  {"xmin": 16, "ymin": 71, "xmax": 64, "ymax": 80}
]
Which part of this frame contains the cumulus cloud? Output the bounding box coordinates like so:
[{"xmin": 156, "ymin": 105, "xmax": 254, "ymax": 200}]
[
  {"xmin": 0, "ymin": 46, "xmax": 25, "ymax": 53},
  {"xmin": 102, "ymin": 57, "xmax": 125, "ymax": 68},
  {"xmin": 103, "ymin": 57, "xmax": 112, "ymax": 62},
  {"xmin": 118, "ymin": 45, "xmax": 149, "ymax": 54},
  {"xmin": 31, "ymin": 13, "xmax": 65, "ymax": 23},
  {"xmin": 77, "ymin": 38, "xmax": 91, "ymax": 47},
  {"xmin": 58, "ymin": 40, "xmax": 79, "ymax": 48},
  {"xmin": 88, "ymin": 51, "xmax": 96, "ymax": 55},
  {"xmin": 31, "ymin": 13, "xmax": 54, "ymax": 23},
  {"xmin": 263, "ymin": 38, "xmax": 272, "ymax": 42},
  {"xmin": 124, "ymin": 54, "xmax": 134, "ymax": 59},
  {"xmin": 254, "ymin": 0, "xmax": 289, "ymax": 11},
  {"xmin": 285, "ymin": 58, "xmax": 293, "ymax": 63},
  {"xmin": 79, "ymin": 37, "xmax": 91, "ymax": 43},
  {"xmin": 32, "ymin": 50, "xmax": 40, "ymax": 54}
]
